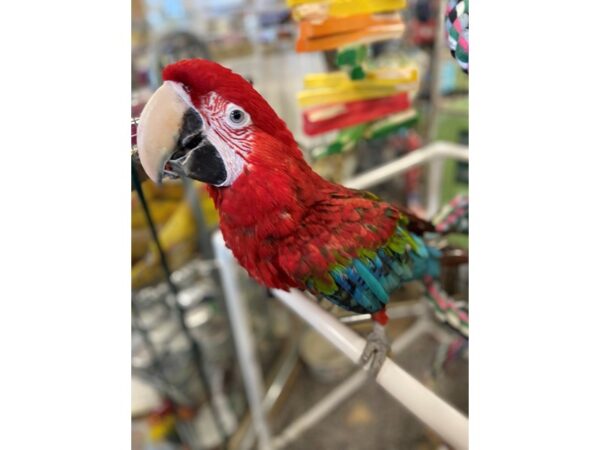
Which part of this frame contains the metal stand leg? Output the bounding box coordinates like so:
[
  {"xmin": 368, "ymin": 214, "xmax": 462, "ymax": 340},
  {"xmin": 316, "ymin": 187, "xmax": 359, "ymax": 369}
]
[
  {"xmin": 426, "ymin": 0, "xmax": 446, "ymax": 143},
  {"xmin": 426, "ymin": 156, "xmax": 445, "ymax": 219},
  {"xmin": 213, "ymin": 232, "xmax": 273, "ymax": 450}
]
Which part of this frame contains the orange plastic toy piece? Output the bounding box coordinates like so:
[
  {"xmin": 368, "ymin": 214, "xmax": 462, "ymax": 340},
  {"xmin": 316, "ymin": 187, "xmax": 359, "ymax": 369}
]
[{"xmin": 296, "ymin": 14, "xmax": 405, "ymax": 52}]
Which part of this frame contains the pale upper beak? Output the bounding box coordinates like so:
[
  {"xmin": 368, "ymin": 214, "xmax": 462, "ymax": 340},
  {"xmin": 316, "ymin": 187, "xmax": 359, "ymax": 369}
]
[{"xmin": 137, "ymin": 81, "xmax": 226, "ymax": 185}]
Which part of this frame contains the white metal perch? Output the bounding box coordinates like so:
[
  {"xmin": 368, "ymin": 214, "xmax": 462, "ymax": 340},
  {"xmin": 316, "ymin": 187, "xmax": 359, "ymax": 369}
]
[
  {"xmin": 272, "ymin": 289, "xmax": 468, "ymax": 450},
  {"xmin": 271, "ymin": 318, "xmax": 436, "ymax": 449}
]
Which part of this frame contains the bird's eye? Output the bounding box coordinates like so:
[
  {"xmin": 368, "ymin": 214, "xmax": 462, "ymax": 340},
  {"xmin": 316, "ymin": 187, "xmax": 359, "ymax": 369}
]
[
  {"xmin": 230, "ymin": 109, "xmax": 244, "ymax": 123},
  {"xmin": 225, "ymin": 104, "xmax": 250, "ymax": 128}
]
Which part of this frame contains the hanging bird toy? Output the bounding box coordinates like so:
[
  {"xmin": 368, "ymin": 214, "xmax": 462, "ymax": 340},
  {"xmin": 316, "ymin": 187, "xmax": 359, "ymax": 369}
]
[
  {"xmin": 445, "ymin": 0, "xmax": 469, "ymax": 73},
  {"xmin": 136, "ymin": 59, "xmax": 467, "ymax": 374}
]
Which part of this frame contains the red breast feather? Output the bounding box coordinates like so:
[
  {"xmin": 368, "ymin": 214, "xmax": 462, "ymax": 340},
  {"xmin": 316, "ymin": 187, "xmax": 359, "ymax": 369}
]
[{"xmin": 209, "ymin": 129, "xmax": 410, "ymax": 291}]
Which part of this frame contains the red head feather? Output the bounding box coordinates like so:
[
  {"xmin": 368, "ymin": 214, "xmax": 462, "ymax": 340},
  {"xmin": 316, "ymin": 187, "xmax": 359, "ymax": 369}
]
[{"xmin": 162, "ymin": 59, "xmax": 297, "ymax": 151}]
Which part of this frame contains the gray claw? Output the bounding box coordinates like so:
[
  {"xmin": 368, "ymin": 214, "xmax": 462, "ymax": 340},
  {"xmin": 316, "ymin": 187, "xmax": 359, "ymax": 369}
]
[{"xmin": 360, "ymin": 323, "xmax": 390, "ymax": 376}]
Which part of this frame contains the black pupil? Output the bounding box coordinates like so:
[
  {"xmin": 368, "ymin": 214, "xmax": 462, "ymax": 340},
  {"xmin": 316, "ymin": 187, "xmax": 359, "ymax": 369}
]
[{"xmin": 231, "ymin": 110, "xmax": 243, "ymax": 122}]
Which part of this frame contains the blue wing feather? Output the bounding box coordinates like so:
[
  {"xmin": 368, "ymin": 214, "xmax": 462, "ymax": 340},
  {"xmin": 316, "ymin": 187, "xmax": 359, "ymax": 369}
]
[{"xmin": 311, "ymin": 226, "xmax": 441, "ymax": 314}]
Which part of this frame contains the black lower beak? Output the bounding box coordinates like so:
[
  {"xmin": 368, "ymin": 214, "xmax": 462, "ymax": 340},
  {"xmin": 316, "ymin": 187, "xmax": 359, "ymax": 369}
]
[{"xmin": 167, "ymin": 109, "xmax": 227, "ymax": 185}]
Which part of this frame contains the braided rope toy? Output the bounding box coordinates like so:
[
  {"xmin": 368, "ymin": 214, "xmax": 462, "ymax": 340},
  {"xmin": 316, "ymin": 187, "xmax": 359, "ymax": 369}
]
[
  {"xmin": 432, "ymin": 193, "xmax": 469, "ymax": 234},
  {"xmin": 424, "ymin": 194, "xmax": 469, "ymax": 336},
  {"xmin": 423, "ymin": 276, "xmax": 469, "ymax": 337},
  {"xmin": 445, "ymin": 0, "xmax": 469, "ymax": 73}
]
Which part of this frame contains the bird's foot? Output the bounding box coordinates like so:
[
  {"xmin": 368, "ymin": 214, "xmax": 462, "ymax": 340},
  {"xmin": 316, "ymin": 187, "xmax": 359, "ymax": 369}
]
[{"xmin": 360, "ymin": 323, "xmax": 389, "ymax": 377}]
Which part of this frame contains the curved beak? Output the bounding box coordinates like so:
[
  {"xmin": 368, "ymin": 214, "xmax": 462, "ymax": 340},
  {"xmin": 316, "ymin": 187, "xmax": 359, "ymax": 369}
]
[{"xmin": 137, "ymin": 81, "xmax": 227, "ymax": 185}]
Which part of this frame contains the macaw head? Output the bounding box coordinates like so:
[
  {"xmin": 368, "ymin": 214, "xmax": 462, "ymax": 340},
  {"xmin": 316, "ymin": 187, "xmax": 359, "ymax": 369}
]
[{"xmin": 137, "ymin": 59, "xmax": 299, "ymax": 186}]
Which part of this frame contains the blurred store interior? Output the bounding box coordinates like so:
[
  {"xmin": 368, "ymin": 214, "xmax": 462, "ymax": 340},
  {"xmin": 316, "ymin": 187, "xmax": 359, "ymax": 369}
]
[{"xmin": 131, "ymin": 0, "xmax": 468, "ymax": 448}]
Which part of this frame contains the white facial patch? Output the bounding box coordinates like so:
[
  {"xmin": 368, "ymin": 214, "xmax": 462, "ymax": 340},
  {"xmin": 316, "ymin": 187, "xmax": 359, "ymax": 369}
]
[
  {"xmin": 198, "ymin": 92, "xmax": 254, "ymax": 187},
  {"xmin": 204, "ymin": 126, "xmax": 245, "ymax": 186}
]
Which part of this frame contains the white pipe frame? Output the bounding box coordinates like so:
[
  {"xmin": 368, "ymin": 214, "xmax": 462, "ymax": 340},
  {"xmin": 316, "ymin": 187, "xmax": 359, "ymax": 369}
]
[
  {"xmin": 213, "ymin": 234, "xmax": 273, "ymax": 450},
  {"xmin": 272, "ymin": 289, "xmax": 468, "ymax": 450},
  {"xmin": 271, "ymin": 318, "xmax": 436, "ymax": 449}
]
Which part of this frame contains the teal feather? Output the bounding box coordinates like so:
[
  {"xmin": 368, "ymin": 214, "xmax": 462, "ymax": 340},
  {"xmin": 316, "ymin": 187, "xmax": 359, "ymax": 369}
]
[
  {"xmin": 353, "ymin": 259, "xmax": 389, "ymax": 304},
  {"xmin": 308, "ymin": 225, "xmax": 442, "ymax": 315}
]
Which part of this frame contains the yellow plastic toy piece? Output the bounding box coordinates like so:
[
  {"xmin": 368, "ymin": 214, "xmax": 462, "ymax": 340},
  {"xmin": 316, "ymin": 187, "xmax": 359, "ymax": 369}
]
[
  {"xmin": 298, "ymin": 85, "xmax": 396, "ymax": 107},
  {"xmin": 288, "ymin": 0, "xmax": 407, "ymax": 20},
  {"xmin": 298, "ymin": 67, "xmax": 418, "ymax": 107},
  {"xmin": 303, "ymin": 67, "xmax": 418, "ymax": 89},
  {"xmin": 149, "ymin": 414, "xmax": 176, "ymax": 441},
  {"xmin": 132, "ymin": 200, "xmax": 179, "ymax": 229}
]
